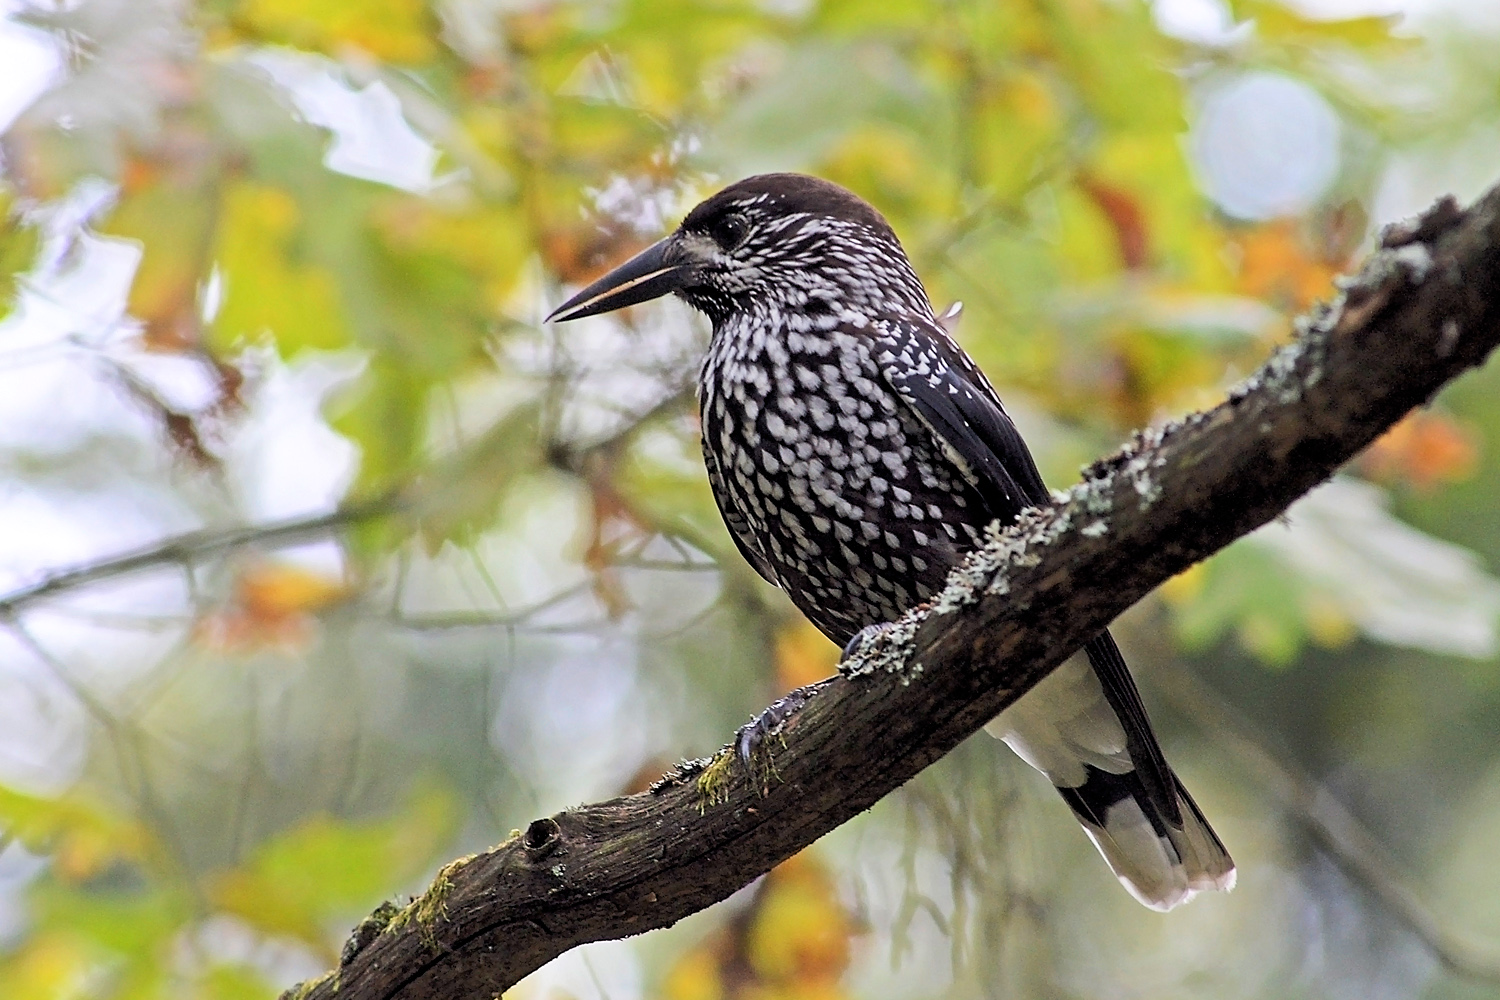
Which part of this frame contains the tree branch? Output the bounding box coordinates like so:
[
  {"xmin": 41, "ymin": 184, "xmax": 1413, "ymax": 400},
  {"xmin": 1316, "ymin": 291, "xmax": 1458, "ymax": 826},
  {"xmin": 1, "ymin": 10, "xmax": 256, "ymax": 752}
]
[
  {"xmin": 290, "ymin": 185, "xmax": 1500, "ymax": 1000},
  {"xmin": 0, "ymin": 495, "xmax": 402, "ymax": 620},
  {"xmin": 0, "ymin": 387, "xmax": 694, "ymax": 621}
]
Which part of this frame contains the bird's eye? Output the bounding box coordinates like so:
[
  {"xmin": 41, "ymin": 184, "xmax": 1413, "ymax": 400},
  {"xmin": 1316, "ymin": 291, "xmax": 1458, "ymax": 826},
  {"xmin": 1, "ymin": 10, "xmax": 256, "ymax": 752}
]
[{"xmin": 710, "ymin": 213, "xmax": 750, "ymax": 250}]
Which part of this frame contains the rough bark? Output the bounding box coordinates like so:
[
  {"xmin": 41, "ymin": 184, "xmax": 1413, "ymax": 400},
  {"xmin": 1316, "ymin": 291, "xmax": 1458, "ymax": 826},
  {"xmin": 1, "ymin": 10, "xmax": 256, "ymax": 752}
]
[{"xmin": 286, "ymin": 185, "xmax": 1500, "ymax": 1000}]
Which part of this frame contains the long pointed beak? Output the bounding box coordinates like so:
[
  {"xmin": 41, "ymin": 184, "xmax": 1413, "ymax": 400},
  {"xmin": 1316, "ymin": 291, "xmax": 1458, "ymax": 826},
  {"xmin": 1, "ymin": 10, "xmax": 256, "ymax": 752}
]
[{"xmin": 546, "ymin": 236, "xmax": 693, "ymax": 322}]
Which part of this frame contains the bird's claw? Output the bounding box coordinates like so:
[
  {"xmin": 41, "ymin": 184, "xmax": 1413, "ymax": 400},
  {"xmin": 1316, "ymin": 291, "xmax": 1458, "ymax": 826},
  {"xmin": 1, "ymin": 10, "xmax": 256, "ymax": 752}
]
[
  {"xmin": 734, "ymin": 688, "xmax": 809, "ymax": 767},
  {"xmin": 729, "ymin": 679, "xmax": 833, "ymax": 793},
  {"xmin": 841, "ymin": 622, "xmax": 890, "ymax": 662}
]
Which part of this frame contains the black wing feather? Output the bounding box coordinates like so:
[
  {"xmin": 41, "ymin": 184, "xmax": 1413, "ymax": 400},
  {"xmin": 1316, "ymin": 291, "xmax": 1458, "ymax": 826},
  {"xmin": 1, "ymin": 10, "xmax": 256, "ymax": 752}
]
[{"xmin": 875, "ymin": 316, "xmax": 1179, "ymax": 824}]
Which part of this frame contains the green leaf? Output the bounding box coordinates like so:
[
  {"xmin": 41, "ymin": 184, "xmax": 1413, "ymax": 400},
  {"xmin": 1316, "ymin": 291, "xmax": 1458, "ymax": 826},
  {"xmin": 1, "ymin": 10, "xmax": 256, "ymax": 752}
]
[
  {"xmin": 0, "ymin": 786, "xmax": 154, "ymax": 873},
  {"xmin": 209, "ymin": 179, "xmax": 354, "ymax": 356},
  {"xmin": 330, "ymin": 354, "xmax": 432, "ymax": 495},
  {"xmin": 707, "ymin": 41, "xmax": 931, "ymax": 177},
  {"xmin": 1229, "ymin": 0, "xmax": 1408, "ymax": 50},
  {"xmin": 0, "ymin": 191, "xmax": 39, "ymax": 322},
  {"xmin": 101, "ymin": 169, "xmax": 219, "ymax": 350},
  {"xmin": 197, "ymin": 964, "xmax": 280, "ymax": 1000},
  {"xmin": 1166, "ymin": 541, "xmax": 1315, "ymax": 667},
  {"xmin": 363, "ymin": 196, "xmax": 528, "ymax": 377},
  {"xmin": 209, "ymin": 785, "xmax": 457, "ymax": 942},
  {"xmin": 412, "ymin": 399, "xmax": 545, "ymax": 550},
  {"xmin": 29, "ymin": 874, "xmax": 188, "ymax": 965}
]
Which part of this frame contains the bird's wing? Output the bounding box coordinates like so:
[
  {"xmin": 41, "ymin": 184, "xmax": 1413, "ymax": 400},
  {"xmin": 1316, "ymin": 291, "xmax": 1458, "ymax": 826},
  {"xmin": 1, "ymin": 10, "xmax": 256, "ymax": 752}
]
[
  {"xmin": 870, "ymin": 319, "xmax": 1048, "ymax": 511},
  {"xmin": 872, "ymin": 316, "xmax": 1178, "ymax": 823},
  {"xmin": 700, "ymin": 434, "xmax": 781, "ymax": 588}
]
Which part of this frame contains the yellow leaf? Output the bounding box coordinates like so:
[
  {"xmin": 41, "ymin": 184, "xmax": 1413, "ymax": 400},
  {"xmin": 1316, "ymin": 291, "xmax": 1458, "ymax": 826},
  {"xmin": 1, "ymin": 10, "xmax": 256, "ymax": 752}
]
[
  {"xmin": 239, "ymin": 0, "xmax": 435, "ymax": 63},
  {"xmin": 1304, "ymin": 593, "xmax": 1356, "ymax": 649},
  {"xmin": 1232, "ymin": 0, "xmax": 1409, "ymax": 49},
  {"xmin": 775, "ymin": 620, "xmax": 839, "ymax": 692},
  {"xmin": 0, "ymin": 787, "xmax": 155, "ymax": 878},
  {"xmin": 370, "ymin": 196, "xmax": 531, "ymax": 314},
  {"xmin": 747, "ymin": 853, "xmax": 853, "ymax": 987},
  {"xmin": 969, "ymin": 73, "xmax": 1064, "ymax": 204},
  {"xmin": 0, "ymin": 934, "xmax": 97, "ymax": 1000},
  {"xmin": 661, "ymin": 851, "xmax": 857, "ymax": 1000},
  {"xmin": 101, "ymin": 152, "xmax": 219, "ymax": 352},
  {"xmin": 1160, "ymin": 563, "xmax": 1205, "ymax": 606},
  {"xmin": 660, "ymin": 947, "xmax": 722, "ymax": 1000},
  {"xmin": 210, "ymin": 181, "xmax": 352, "ymax": 356}
]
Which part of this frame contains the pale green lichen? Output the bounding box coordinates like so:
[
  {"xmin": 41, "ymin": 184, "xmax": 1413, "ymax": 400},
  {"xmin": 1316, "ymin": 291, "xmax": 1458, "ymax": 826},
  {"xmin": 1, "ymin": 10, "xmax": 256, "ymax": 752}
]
[
  {"xmin": 838, "ymin": 611, "xmax": 927, "ymax": 680},
  {"xmin": 384, "ymin": 854, "xmax": 472, "ymax": 949},
  {"xmin": 1231, "ymin": 233, "xmax": 1438, "ymax": 411},
  {"xmin": 1227, "ymin": 289, "xmax": 1344, "ymax": 408},
  {"xmin": 839, "ymin": 501, "xmax": 1087, "ymax": 684},
  {"xmin": 1383, "ymin": 242, "xmax": 1435, "ymax": 284},
  {"xmin": 694, "ymin": 750, "xmax": 737, "ymax": 810},
  {"xmin": 282, "ymin": 968, "xmax": 339, "ymax": 1000},
  {"xmin": 1071, "ymin": 419, "xmax": 1178, "ymax": 518}
]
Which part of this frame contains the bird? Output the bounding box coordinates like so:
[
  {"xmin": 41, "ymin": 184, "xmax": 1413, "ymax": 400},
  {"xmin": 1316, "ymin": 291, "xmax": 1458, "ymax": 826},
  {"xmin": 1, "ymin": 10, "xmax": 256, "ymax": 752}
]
[{"xmin": 547, "ymin": 173, "xmax": 1235, "ymax": 910}]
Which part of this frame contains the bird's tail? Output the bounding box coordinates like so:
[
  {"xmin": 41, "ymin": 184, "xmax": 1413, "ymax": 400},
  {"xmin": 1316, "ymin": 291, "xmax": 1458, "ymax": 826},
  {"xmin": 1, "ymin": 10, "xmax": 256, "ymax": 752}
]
[
  {"xmin": 985, "ymin": 650, "xmax": 1235, "ymax": 911},
  {"xmin": 1053, "ymin": 761, "xmax": 1236, "ymax": 910}
]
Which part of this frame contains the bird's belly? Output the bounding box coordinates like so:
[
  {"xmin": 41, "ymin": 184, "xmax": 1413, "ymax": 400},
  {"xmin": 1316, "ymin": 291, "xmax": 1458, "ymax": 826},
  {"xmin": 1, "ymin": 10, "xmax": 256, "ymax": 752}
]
[{"xmin": 704, "ymin": 379, "xmax": 989, "ymax": 646}]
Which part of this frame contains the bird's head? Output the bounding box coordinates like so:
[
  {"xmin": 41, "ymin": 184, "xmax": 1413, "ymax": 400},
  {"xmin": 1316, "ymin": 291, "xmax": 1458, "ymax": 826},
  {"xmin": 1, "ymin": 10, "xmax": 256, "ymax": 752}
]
[{"xmin": 546, "ymin": 173, "xmax": 932, "ymax": 326}]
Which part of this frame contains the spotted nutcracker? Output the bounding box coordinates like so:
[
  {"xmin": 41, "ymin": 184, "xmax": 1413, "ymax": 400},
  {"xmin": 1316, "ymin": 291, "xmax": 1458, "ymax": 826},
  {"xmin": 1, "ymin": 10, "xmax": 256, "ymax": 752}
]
[{"xmin": 548, "ymin": 173, "xmax": 1234, "ymax": 910}]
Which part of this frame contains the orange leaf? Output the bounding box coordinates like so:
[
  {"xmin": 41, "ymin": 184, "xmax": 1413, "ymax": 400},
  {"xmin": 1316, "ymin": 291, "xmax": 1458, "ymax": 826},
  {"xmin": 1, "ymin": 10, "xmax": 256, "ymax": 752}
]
[
  {"xmin": 194, "ymin": 562, "xmax": 349, "ymax": 653},
  {"xmin": 1359, "ymin": 411, "xmax": 1479, "ymax": 491},
  {"xmin": 541, "ymin": 226, "xmax": 650, "ymax": 287},
  {"xmin": 1079, "ymin": 175, "xmax": 1150, "ymax": 271},
  {"xmin": 237, "ymin": 562, "xmax": 350, "ymax": 618},
  {"xmin": 1234, "ymin": 220, "xmax": 1345, "ymax": 314}
]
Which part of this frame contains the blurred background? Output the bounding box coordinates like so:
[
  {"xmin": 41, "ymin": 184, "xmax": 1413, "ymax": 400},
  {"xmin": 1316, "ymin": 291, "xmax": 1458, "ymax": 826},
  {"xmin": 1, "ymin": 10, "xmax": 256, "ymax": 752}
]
[{"xmin": 2, "ymin": 0, "xmax": 1500, "ymax": 997}]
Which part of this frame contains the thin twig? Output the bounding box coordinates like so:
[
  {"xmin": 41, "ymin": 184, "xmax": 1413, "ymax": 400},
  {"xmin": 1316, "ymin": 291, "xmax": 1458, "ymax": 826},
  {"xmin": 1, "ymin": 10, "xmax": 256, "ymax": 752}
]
[
  {"xmin": 0, "ymin": 493, "xmax": 403, "ymax": 618},
  {"xmin": 1153, "ymin": 659, "xmax": 1500, "ymax": 985},
  {"xmin": 390, "ymin": 582, "xmax": 594, "ymax": 631}
]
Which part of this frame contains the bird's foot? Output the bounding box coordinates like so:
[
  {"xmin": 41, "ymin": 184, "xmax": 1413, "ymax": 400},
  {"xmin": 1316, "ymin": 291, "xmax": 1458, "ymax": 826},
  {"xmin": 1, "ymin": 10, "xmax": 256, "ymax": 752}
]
[
  {"xmin": 841, "ymin": 622, "xmax": 890, "ymax": 662},
  {"xmin": 837, "ymin": 619, "xmax": 923, "ymax": 678},
  {"xmin": 724, "ymin": 679, "xmax": 833, "ymax": 797},
  {"xmin": 734, "ymin": 689, "xmax": 806, "ymax": 766}
]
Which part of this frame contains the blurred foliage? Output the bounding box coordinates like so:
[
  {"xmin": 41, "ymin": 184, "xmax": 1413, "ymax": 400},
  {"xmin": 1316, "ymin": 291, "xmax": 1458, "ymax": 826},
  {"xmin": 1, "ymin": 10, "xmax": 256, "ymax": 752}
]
[
  {"xmin": 661, "ymin": 851, "xmax": 859, "ymax": 1000},
  {"xmin": 1, "ymin": 0, "xmax": 1499, "ymax": 998}
]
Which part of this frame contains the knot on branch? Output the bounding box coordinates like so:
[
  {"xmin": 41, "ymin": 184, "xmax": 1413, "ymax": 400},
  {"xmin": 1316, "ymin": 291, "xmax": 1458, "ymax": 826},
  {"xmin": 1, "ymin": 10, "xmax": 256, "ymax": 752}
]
[{"xmin": 523, "ymin": 816, "xmax": 564, "ymax": 862}]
